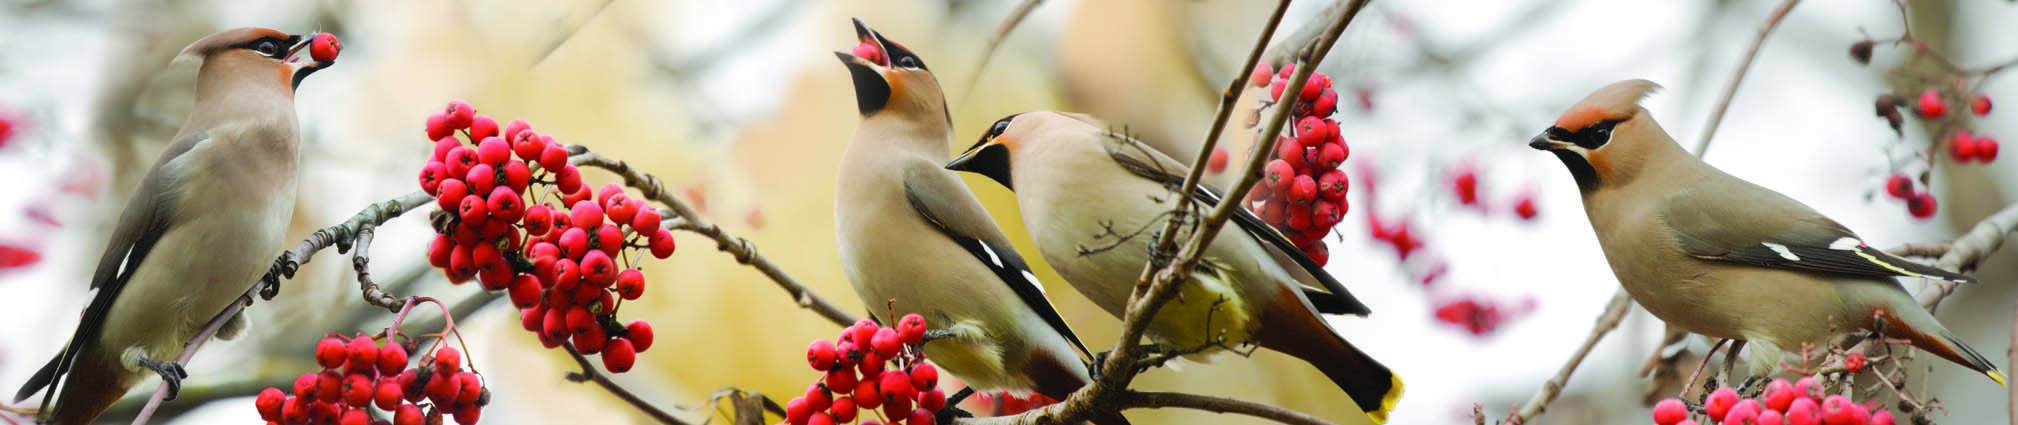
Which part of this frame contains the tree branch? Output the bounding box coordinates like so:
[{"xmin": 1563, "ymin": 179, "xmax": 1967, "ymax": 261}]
[
  {"xmin": 128, "ymin": 192, "xmax": 434, "ymax": 425},
  {"xmin": 1902, "ymin": 201, "xmax": 2018, "ymax": 311},
  {"xmin": 1690, "ymin": 0, "xmax": 1802, "ymax": 156},
  {"xmin": 568, "ymin": 148, "xmax": 859, "ymax": 327},
  {"xmin": 1503, "ymin": 290, "xmax": 1631, "ymax": 423},
  {"xmin": 563, "ymin": 343, "xmax": 689, "ymax": 425}
]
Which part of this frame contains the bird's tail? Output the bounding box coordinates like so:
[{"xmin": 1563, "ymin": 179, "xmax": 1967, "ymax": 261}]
[
  {"xmin": 1878, "ymin": 309, "xmax": 2006, "ymax": 386},
  {"xmin": 1257, "ymin": 289, "xmax": 1403, "ymax": 424},
  {"xmin": 14, "ymin": 351, "xmax": 60, "ymax": 403}
]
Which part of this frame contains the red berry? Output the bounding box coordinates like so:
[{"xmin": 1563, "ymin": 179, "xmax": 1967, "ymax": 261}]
[
  {"xmin": 378, "ymin": 343, "xmax": 408, "ymax": 376},
  {"xmin": 308, "ymin": 33, "xmax": 341, "ymax": 62},
  {"xmin": 539, "ymin": 142, "xmax": 569, "ymax": 171},
  {"xmin": 1296, "ymin": 116, "xmax": 1327, "ymax": 147},
  {"xmin": 282, "ymin": 395, "xmax": 309, "ymax": 423},
  {"xmin": 1980, "ymin": 136, "xmax": 2000, "ymax": 162},
  {"xmin": 805, "ymin": 384, "xmax": 833, "ymax": 412},
  {"xmin": 512, "ymin": 131, "xmax": 543, "ymax": 162},
  {"xmin": 898, "ymin": 314, "xmax": 927, "ymax": 345},
  {"xmin": 881, "ymin": 395, "xmax": 913, "ymax": 421},
  {"xmin": 1286, "ymin": 175, "xmax": 1318, "ymax": 204},
  {"xmin": 502, "ymin": 160, "xmax": 531, "ymax": 192},
  {"xmin": 1652, "ymin": 398, "xmax": 1687, "ymax": 425},
  {"xmin": 1257, "ymin": 199, "xmax": 1286, "ymax": 224},
  {"xmin": 342, "ymin": 374, "xmax": 372, "ymax": 407},
  {"xmin": 1917, "ymin": 89, "xmax": 1947, "ymax": 118},
  {"xmin": 345, "ymin": 337, "xmax": 379, "ymax": 373},
  {"xmin": 1884, "ymin": 174, "xmax": 1914, "ymax": 199},
  {"xmin": 486, "ymin": 187, "xmax": 524, "ymax": 223},
  {"xmin": 432, "ymin": 137, "xmax": 459, "ymax": 162},
  {"xmin": 809, "ymin": 339, "xmax": 838, "ymax": 371},
  {"xmin": 456, "ymin": 373, "xmax": 481, "ymax": 404},
  {"xmin": 1724, "ymin": 399, "xmax": 1761, "ymax": 424},
  {"xmin": 444, "ymin": 101, "xmax": 475, "ymax": 130},
  {"xmin": 395, "ymin": 404, "xmax": 424, "ymax": 425},
  {"xmin": 850, "ymin": 320, "xmax": 879, "ymax": 349},
  {"xmin": 632, "ymin": 208, "xmax": 662, "ymax": 235},
  {"xmin": 1315, "ymin": 142, "xmax": 1345, "ymax": 169},
  {"xmin": 1760, "ymin": 378, "xmax": 1795, "ymax": 411},
  {"xmin": 316, "ymin": 370, "xmax": 342, "ymax": 403},
  {"xmin": 1951, "ymin": 131, "xmax": 1980, "ymax": 162},
  {"xmin": 853, "ymin": 376, "xmax": 884, "ymax": 410},
  {"xmin": 1908, "ymin": 192, "xmax": 1938, "ymax": 219},
  {"xmin": 581, "ymin": 250, "xmax": 618, "ymax": 287},
  {"xmin": 1269, "ymin": 79, "xmax": 1287, "ymax": 101},
  {"xmin": 435, "ymin": 178, "xmax": 468, "ymax": 212},
  {"xmin": 256, "ymin": 387, "xmax": 286, "ymax": 421},
  {"xmin": 1871, "ymin": 410, "xmax": 1896, "ymax": 425},
  {"xmin": 425, "ymin": 373, "xmax": 460, "ymax": 407},
  {"xmin": 909, "ymin": 408, "xmax": 936, "ymax": 425},
  {"xmin": 570, "ymin": 200, "xmax": 605, "ymax": 230},
  {"xmin": 1277, "ymin": 63, "xmax": 1295, "ymax": 80},
  {"xmin": 604, "ymin": 337, "xmax": 637, "ymax": 373},
  {"xmin": 910, "ymin": 363, "xmax": 938, "ymax": 390},
  {"xmin": 832, "ymin": 396, "xmax": 858, "ymax": 423},
  {"xmin": 543, "ymin": 307, "xmax": 573, "ymax": 340},
  {"xmin": 618, "ymin": 321, "xmax": 652, "ymax": 353},
  {"xmin": 1973, "ymin": 93, "xmax": 1993, "ymax": 116},
  {"xmin": 1300, "ymin": 73, "xmax": 1325, "ymax": 100},
  {"xmin": 808, "ymin": 412, "xmax": 834, "ymax": 425},
  {"xmin": 339, "ymin": 408, "xmax": 370, "ymax": 425},
  {"xmin": 1316, "ymin": 169, "xmax": 1349, "ymax": 202},
  {"xmin": 525, "ymin": 205, "xmax": 554, "ymax": 236},
  {"xmin": 1313, "ymin": 89, "xmax": 1338, "ymax": 116},
  {"xmin": 1452, "ymin": 169, "xmax": 1479, "ymax": 205},
  {"xmin": 649, "ymin": 229, "xmax": 678, "ymax": 259},
  {"xmin": 1705, "ymin": 387, "xmax": 1740, "ymax": 420},
  {"xmin": 919, "ymin": 388, "xmax": 946, "ymax": 411},
  {"xmin": 453, "ymin": 404, "xmax": 482, "ymax": 425},
  {"xmin": 469, "ymin": 115, "xmax": 498, "ymax": 142},
  {"xmin": 316, "ymin": 338, "xmax": 348, "ymax": 369},
  {"xmin": 1786, "ymin": 398, "xmax": 1820, "ymax": 425},
  {"xmin": 558, "ymin": 228, "xmax": 590, "ymax": 260},
  {"xmin": 419, "ymin": 162, "xmax": 448, "ymax": 195},
  {"xmin": 1514, "ymin": 195, "xmax": 1538, "ymax": 221},
  {"xmin": 1207, "ymin": 148, "xmax": 1229, "ymax": 173},
  {"xmin": 445, "ymin": 146, "xmax": 478, "ymax": 178},
  {"xmin": 566, "ymin": 305, "xmax": 596, "ymax": 335},
  {"xmin": 597, "ymin": 183, "xmax": 626, "ymax": 207},
  {"xmin": 573, "ymin": 324, "xmax": 608, "ymax": 354},
  {"xmin": 1249, "ymin": 63, "xmax": 1274, "ymax": 87},
  {"xmin": 596, "ymin": 224, "xmax": 624, "ymax": 257},
  {"xmin": 870, "ymin": 327, "xmax": 902, "ymax": 359},
  {"xmin": 1302, "ymin": 242, "xmax": 1329, "ymax": 266},
  {"xmin": 465, "ymin": 163, "xmax": 495, "ymax": 196},
  {"xmin": 426, "ymin": 114, "xmax": 451, "ymax": 141},
  {"xmin": 852, "ymin": 42, "xmax": 884, "ymax": 64},
  {"xmin": 1311, "ymin": 200, "xmax": 1342, "ymax": 230},
  {"xmin": 1844, "ymin": 351, "xmax": 1866, "ymax": 373},
  {"xmin": 476, "ymin": 137, "xmax": 511, "ymax": 166},
  {"xmin": 434, "ymin": 347, "xmax": 462, "ymax": 376},
  {"xmin": 1264, "ymin": 160, "xmax": 1295, "ymax": 192},
  {"xmin": 1286, "ymin": 203, "xmax": 1313, "ymax": 230},
  {"xmin": 1820, "ymin": 395, "xmax": 1856, "ymax": 425},
  {"xmin": 505, "ymin": 119, "xmax": 532, "ymax": 144},
  {"xmin": 555, "ymin": 165, "xmax": 585, "ymax": 195}
]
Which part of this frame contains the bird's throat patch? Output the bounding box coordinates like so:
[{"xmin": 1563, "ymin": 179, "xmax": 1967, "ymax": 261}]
[{"xmin": 1550, "ymin": 150, "xmax": 1600, "ymax": 191}]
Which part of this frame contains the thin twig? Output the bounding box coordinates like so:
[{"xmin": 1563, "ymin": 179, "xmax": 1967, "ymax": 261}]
[
  {"xmin": 1136, "ymin": 0, "xmax": 1293, "ymax": 297},
  {"xmin": 1121, "ymin": 392, "xmax": 1335, "ymax": 425},
  {"xmin": 1904, "ymin": 202, "xmax": 2018, "ymax": 311},
  {"xmin": 569, "ymin": 148, "xmax": 859, "ymax": 327},
  {"xmin": 563, "ymin": 344, "xmax": 689, "ymax": 425},
  {"xmin": 128, "ymin": 192, "xmax": 434, "ymax": 425},
  {"xmin": 1505, "ymin": 290, "xmax": 1631, "ymax": 423},
  {"xmin": 958, "ymin": 0, "xmax": 1045, "ymax": 103},
  {"xmin": 1691, "ymin": 0, "xmax": 1801, "ymax": 156}
]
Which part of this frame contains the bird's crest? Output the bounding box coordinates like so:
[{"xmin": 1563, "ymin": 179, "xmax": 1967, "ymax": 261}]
[{"xmin": 1554, "ymin": 79, "xmax": 1662, "ymax": 132}]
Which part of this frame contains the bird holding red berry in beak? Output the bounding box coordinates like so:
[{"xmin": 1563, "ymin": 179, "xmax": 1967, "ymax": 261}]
[
  {"xmin": 1528, "ymin": 79, "xmax": 2001, "ymax": 385},
  {"xmin": 831, "ymin": 18, "xmax": 1126, "ymax": 425},
  {"xmin": 13, "ymin": 27, "xmax": 338, "ymax": 424}
]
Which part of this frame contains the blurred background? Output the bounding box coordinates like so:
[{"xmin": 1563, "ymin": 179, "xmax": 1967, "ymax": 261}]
[{"xmin": 0, "ymin": 0, "xmax": 2014, "ymax": 424}]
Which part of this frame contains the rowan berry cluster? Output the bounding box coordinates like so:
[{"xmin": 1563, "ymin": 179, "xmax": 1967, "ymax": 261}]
[
  {"xmin": 254, "ymin": 336, "xmax": 482, "ymax": 425},
  {"xmin": 1882, "ymin": 173, "xmax": 1940, "ymax": 219},
  {"xmin": 1651, "ymin": 376, "xmax": 1899, "ymax": 425},
  {"xmin": 787, "ymin": 315, "xmax": 948, "ymax": 425},
  {"xmin": 415, "ymin": 100, "xmax": 668, "ymax": 373},
  {"xmin": 1246, "ymin": 62, "xmax": 1352, "ymax": 265}
]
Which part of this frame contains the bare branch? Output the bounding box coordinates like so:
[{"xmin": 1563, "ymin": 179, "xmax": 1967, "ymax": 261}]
[
  {"xmin": 958, "ymin": 0, "xmax": 1046, "ymax": 102},
  {"xmin": 1691, "ymin": 0, "xmax": 1802, "ymax": 156},
  {"xmin": 569, "ymin": 148, "xmax": 860, "ymax": 327},
  {"xmin": 563, "ymin": 344, "xmax": 689, "ymax": 425},
  {"xmin": 1504, "ymin": 290, "xmax": 1632, "ymax": 423},
  {"xmin": 1904, "ymin": 202, "xmax": 2018, "ymax": 311}
]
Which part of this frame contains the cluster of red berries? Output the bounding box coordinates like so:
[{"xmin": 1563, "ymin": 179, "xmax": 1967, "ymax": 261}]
[
  {"xmin": 309, "ymin": 33, "xmax": 341, "ymax": 63},
  {"xmin": 1245, "ymin": 62, "xmax": 1352, "ymax": 265},
  {"xmin": 1881, "ymin": 174, "xmax": 1939, "ymax": 219},
  {"xmin": 1651, "ymin": 376, "xmax": 1898, "ymax": 425},
  {"xmin": 786, "ymin": 315, "xmax": 947, "ymax": 425},
  {"xmin": 1946, "ymin": 130, "xmax": 2001, "ymax": 163},
  {"xmin": 254, "ymin": 336, "xmax": 483, "ymax": 425},
  {"xmin": 415, "ymin": 100, "xmax": 668, "ymax": 373},
  {"xmin": 1912, "ymin": 89, "xmax": 1991, "ymax": 120},
  {"xmin": 1431, "ymin": 296, "xmax": 1537, "ymax": 337},
  {"xmin": 1448, "ymin": 165, "xmax": 1539, "ymax": 221}
]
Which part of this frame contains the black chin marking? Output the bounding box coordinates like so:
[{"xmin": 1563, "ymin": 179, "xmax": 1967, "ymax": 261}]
[
  {"xmin": 1550, "ymin": 150, "xmax": 1600, "ymax": 191},
  {"xmin": 842, "ymin": 57, "xmax": 890, "ymax": 116},
  {"xmin": 956, "ymin": 144, "xmax": 1014, "ymax": 191},
  {"xmin": 291, "ymin": 66, "xmax": 320, "ymax": 90}
]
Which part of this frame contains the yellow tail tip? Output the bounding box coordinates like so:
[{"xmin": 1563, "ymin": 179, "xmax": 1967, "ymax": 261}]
[
  {"xmin": 1989, "ymin": 370, "xmax": 2007, "ymax": 387},
  {"xmin": 1364, "ymin": 375, "xmax": 1404, "ymax": 424}
]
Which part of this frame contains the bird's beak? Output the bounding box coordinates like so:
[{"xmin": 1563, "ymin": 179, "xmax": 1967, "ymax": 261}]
[
  {"xmin": 946, "ymin": 136, "xmax": 1014, "ymax": 190},
  {"xmin": 838, "ymin": 18, "xmax": 894, "ymax": 116},
  {"xmin": 285, "ymin": 33, "xmax": 334, "ymax": 89},
  {"xmin": 850, "ymin": 17, "xmax": 892, "ymax": 68},
  {"xmin": 1529, "ymin": 132, "xmax": 1571, "ymax": 151}
]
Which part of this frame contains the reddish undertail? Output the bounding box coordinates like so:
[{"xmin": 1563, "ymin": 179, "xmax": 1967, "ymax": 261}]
[{"xmin": 1878, "ymin": 310, "xmax": 2007, "ymax": 386}]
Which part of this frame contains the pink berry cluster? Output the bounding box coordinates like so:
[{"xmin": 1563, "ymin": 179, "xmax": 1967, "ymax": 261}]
[
  {"xmin": 254, "ymin": 336, "xmax": 482, "ymax": 425},
  {"xmin": 786, "ymin": 315, "xmax": 948, "ymax": 425},
  {"xmin": 1447, "ymin": 164, "xmax": 1540, "ymax": 221},
  {"xmin": 1432, "ymin": 296, "xmax": 1537, "ymax": 337},
  {"xmin": 1358, "ymin": 162, "xmax": 1538, "ymax": 338},
  {"xmin": 1908, "ymin": 90, "xmax": 2002, "ymax": 165},
  {"xmin": 414, "ymin": 100, "xmax": 669, "ymax": 373},
  {"xmin": 1651, "ymin": 376, "xmax": 1897, "ymax": 425},
  {"xmin": 1881, "ymin": 173, "xmax": 1940, "ymax": 219},
  {"xmin": 1244, "ymin": 62, "xmax": 1352, "ymax": 265}
]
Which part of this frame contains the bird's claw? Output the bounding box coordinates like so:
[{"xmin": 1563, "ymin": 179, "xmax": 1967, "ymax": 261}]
[{"xmin": 138, "ymin": 357, "xmax": 188, "ymax": 400}]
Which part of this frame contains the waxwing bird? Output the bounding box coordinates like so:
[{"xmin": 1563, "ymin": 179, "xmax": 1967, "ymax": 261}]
[
  {"xmin": 946, "ymin": 111, "xmax": 1403, "ymax": 424},
  {"xmin": 1528, "ymin": 79, "xmax": 2002, "ymax": 384},
  {"xmin": 832, "ymin": 19, "xmax": 1128, "ymax": 425},
  {"xmin": 13, "ymin": 27, "xmax": 335, "ymax": 423}
]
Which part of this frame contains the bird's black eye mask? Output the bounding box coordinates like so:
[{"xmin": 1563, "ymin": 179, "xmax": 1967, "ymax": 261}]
[
  {"xmin": 1546, "ymin": 119, "xmax": 1621, "ymax": 150},
  {"xmin": 235, "ymin": 35, "xmax": 300, "ymax": 60}
]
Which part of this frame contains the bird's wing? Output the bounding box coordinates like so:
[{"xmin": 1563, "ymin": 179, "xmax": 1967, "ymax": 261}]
[
  {"xmin": 18, "ymin": 130, "xmax": 206, "ymax": 404},
  {"xmin": 900, "ymin": 164, "xmax": 1092, "ymax": 358},
  {"xmin": 1658, "ymin": 186, "xmax": 1973, "ymax": 283},
  {"xmin": 1100, "ymin": 132, "xmax": 1370, "ymax": 316}
]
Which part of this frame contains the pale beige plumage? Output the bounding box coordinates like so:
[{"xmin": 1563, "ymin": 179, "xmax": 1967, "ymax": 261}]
[
  {"xmin": 831, "ymin": 20, "xmax": 1121, "ymax": 423},
  {"xmin": 946, "ymin": 111, "xmax": 1401, "ymax": 423},
  {"xmin": 1531, "ymin": 79, "xmax": 2002, "ymax": 384},
  {"xmin": 14, "ymin": 27, "xmax": 334, "ymax": 424}
]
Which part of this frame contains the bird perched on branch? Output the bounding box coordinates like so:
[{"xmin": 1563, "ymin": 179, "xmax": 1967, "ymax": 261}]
[
  {"xmin": 1529, "ymin": 79, "xmax": 2002, "ymax": 385},
  {"xmin": 946, "ymin": 111, "xmax": 1402, "ymax": 424},
  {"xmin": 832, "ymin": 19, "xmax": 1128, "ymax": 425},
  {"xmin": 13, "ymin": 27, "xmax": 336, "ymax": 424}
]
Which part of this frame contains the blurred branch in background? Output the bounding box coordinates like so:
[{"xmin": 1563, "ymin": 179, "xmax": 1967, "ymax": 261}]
[
  {"xmin": 1691, "ymin": 0, "xmax": 1802, "ymax": 156},
  {"xmin": 1894, "ymin": 202, "xmax": 2018, "ymax": 311},
  {"xmin": 957, "ymin": 0, "xmax": 1043, "ymax": 101}
]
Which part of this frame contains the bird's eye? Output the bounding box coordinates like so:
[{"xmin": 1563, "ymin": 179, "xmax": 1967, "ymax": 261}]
[
  {"xmin": 897, "ymin": 56, "xmax": 919, "ymax": 69},
  {"xmin": 249, "ymin": 38, "xmax": 285, "ymax": 58},
  {"xmin": 989, "ymin": 118, "xmax": 1012, "ymax": 138}
]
